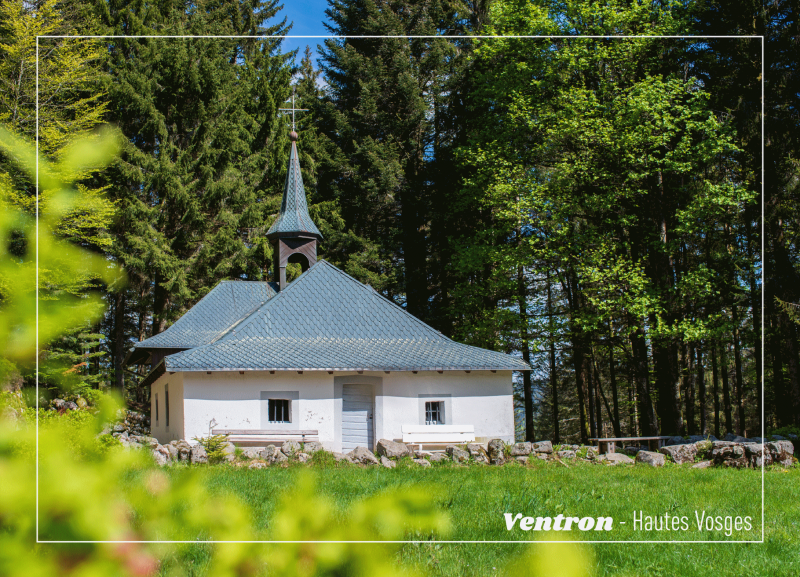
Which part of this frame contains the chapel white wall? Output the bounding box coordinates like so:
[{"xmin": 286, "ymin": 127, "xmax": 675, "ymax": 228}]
[
  {"xmin": 163, "ymin": 370, "xmax": 514, "ymax": 451},
  {"xmin": 149, "ymin": 372, "xmax": 185, "ymax": 444},
  {"xmin": 182, "ymin": 371, "xmax": 336, "ymax": 449},
  {"xmin": 374, "ymin": 370, "xmax": 514, "ymax": 445}
]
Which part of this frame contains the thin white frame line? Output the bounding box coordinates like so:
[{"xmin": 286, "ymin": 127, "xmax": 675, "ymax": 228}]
[
  {"xmin": 761, "ymin": 34, "xmax": 765, "ymax": 544},
  {"xmin": 35, "ymin": 33, "xmax": 766, "ymax": 546},
  {"xmin": 35, "ymin": 34, "xmax": 40, "ymax": 545},
  {"xmin": 39, "ymin": 34, "xmax": 762, "ymax": 39},
  {"xmin": 36, "ymin": 540, "xmax": 767, "ymax": 544}
]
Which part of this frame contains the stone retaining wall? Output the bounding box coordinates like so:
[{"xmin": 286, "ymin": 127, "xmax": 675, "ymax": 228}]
[
  {"xmin": 92, "ymin": 406, "xmax": 795, "ymax": 470},
  {"xmin": 65, "ymin": 400, "xmax": 798, "ymax": 471},
  {"xmin": 128, "ymin": 435, "xmax": 797, "ymax": 469}
]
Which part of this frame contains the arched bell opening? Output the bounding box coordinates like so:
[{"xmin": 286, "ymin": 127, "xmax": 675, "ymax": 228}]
[
  {"xmin": 287, "ymin": 251, "xmax": 311, "ymax": 273},
  {"xmin": 271, "ymin": 236, "xmax": 318, "ymax": 290}
]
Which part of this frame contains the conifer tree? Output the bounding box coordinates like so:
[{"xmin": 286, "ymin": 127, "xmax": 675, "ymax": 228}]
[
  {"xmin": 316, "ymin": 0, "xmax": 461, "ymax": 319},
  {"xmin": 293, "ymin": 46, "xmax": 392, "ymax": 291},
  {"xmin": 89, "ymin": 0, "xmax": 293, "ymax": 389}
]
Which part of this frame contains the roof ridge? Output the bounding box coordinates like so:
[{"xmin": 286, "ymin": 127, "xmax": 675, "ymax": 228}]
[
  {"xmin": 215, "ymin": 260, "xmax": 325, "ymax": 342},
  {"xmin": 207, "ymin": 295, "xmax": 276, "ymax": 345},
  {"xmin": 134, "ymin": 279, "xmax": 277, "ymax": 350},
  {"xmin": 133, "ymin": 282, "xmax": 229, "ymax": 348},
  {"xmin": 214, "ymin": 260, "xmax": 450, "ymax": 344}
]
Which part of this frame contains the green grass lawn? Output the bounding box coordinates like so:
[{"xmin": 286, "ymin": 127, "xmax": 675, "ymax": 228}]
[{"xmin": 138, "ymin": 460, "xmax": 800, "ymax": 576}]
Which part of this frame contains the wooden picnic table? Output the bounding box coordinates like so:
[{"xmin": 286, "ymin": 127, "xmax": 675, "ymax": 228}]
[{"xmin": 589, "ymin": 436, "xmax": 673, "ymax": 454}]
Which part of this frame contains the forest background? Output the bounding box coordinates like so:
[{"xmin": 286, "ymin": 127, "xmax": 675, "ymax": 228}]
[{"xmin": 1, "ymin": 0, "xmax": 797, "ymax": 444}]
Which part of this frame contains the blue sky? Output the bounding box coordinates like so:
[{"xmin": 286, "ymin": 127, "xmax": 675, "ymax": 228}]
[{"xmin": 275, "ymin": 0, "xmax": 332, "ymax": 67}]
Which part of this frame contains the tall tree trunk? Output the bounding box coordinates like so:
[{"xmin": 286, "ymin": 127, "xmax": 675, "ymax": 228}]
[
  {"xmin": 721, "ymin": 343, "xmax": 733, "ymax": 434},
  {"xmin": 400, "ymin": 184, "xmax": 427, "ymax": 320},
  {"xmin": 592, "ymin": 354, "xmax": 611, "ymax": 437},
  {"xmin": 587, "ymin": 361, "xmax": 597, "ymax": 439},
  {"xmin": 517, "ymin": 265, "xmax": 534, "ymax": 442},
  {"xmin": 574, "ymin": 341, "xmax": 590, "ymax": 444},
  {"xmin": 697, "ymin": 345, "xmax": 707, "ymax": 435},
  {"xmin": 711, "ymin": 343, "xmax": 721, "ymax": 438},
  {"xmin": 592, "ymin": 350, "xmax": 603, "ymax": 436},
  {"xmin": 548, "ymin": 274, "xmax": 559, "ymax": 443},
  {"xmin": 114, "ymin": 291, "xmax": 126, "ymax": 394},
  {"xmin": 744, "ymin": 217, "xmax": 762, "ymax": 433},
  {"xmin": 652, "ymin": 336, "xmax": 682, "ymax": 435},
  {"xmin": 685, "ymin": 343, "xmax": 696, "ymax": 435},
  {"xmin": 732, "ymin": 307, "xmax": 745, "ymax": 435},
  {"xmin": 564, "ymin": 270, "xmax": 590, "ymax": 444},
  {"xmin": 628, "ymin": 372, "xmax": 636, "ymax": 436},
  {"xmin": 153, "ymin": 270, "xmax": 170, "ymax": 335},
  {"xmin": 772, "ymin": 316, "xmax": 789, "ymax": 426},
  {"xmin": 650, "ymin": 169, "xmax": 681, "ymax": 436},
  {"xmin": 679, "ymin": 342, "xmax": 688, "ymax": 434},
  {"xmin": 629, "ymin": 318, "xmax": 658, "ymax": 435},
  {"xmin": 768, "ymin": 198, "xmax": 800, "ymax": 425},
  {"xmin": 782, "ymin": 316, "xmax": 800, "ymax": 426},
  {"xmin": 597, "ymin": 374, "xmax": 617, "ymax": 437},
  {"xmin": 608, "ymin": 331, "xmax": 622, "ymax": 437},
  {"xmin": 594, "ymin": 355, "xmax": 619, "ymax": 437},
  {"xmin": 138, "ymin": 310, "xmax": 147, "ymax": 342},
  {"xmin": 137, "ymin": 284, "xmax": 148, "ymax": 343}
]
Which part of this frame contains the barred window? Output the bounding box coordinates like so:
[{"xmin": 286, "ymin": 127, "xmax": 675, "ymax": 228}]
[
  {"xmin": 269, "ymin": 399, "xmax": 290, "ymax": 423},
  {"xmin": 425, "ymin": 401, "xmax": 443, "ymax": 425}
]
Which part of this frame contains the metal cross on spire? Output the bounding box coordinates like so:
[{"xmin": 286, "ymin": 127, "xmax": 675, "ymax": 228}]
[{"xmin": 278, "ymin": 87, "xmax": 309, "ymax": 132}]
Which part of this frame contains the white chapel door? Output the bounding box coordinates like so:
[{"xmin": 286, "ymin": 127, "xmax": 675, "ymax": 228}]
[{"xmin": 342, "ymin": 384, "xmax": 374, "ymax": 451}]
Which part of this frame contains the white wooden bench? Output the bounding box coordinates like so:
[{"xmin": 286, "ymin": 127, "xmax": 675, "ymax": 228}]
[
  {"xmin": 401, "ymin": 425, "xmax": 475, "ymax": 452},
  {"xmin": 212, "ymin": 429, "xmax": 319, "ymax": 445}
]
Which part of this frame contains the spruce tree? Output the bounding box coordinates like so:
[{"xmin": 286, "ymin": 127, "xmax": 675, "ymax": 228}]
[
  {"xmin": 293, "ymin": 46, "xmax": 391, "ymax": 291},
  {"xmin": 316, "ymin": 0, "xmax": 461, "ymax": 320},
  {"xmin": 90, "ymin": 0, "xmax": 293, "ymax": 390}
]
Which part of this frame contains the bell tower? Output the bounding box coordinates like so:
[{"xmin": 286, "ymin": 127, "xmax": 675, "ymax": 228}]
[{"xmin": 266, "ymin": 122, "xmax": 322, "ymax": 290}]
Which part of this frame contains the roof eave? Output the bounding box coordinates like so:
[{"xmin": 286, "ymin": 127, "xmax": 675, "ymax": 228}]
[
  {"xmin": 164, "ymin": 366, "xmax": 529, "ymax": 373},
  {"xmin": 265, "ymin": 229, "xmax": 323, "ymax": 241},
  {"xmin": 124, "ymin": 347, "xmax": 151, "ymax": 367},
  {"xmin": 140, "ymin": 360, "xmax": 167, "ymax": 388}
]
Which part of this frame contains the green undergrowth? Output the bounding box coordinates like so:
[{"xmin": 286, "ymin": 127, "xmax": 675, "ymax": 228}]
[
  {"xmin": 18, "ymin": 408, "xmax": 800, "ymax": 575},
  {"xmin": 119, "ymin": 462, "xmax": 800, "ymax": 577}
]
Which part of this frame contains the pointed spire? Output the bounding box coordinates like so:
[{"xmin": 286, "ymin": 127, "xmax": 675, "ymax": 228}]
[{"xmin": 266, "ymin": 132, "xmax": 322, "ymax": 241}]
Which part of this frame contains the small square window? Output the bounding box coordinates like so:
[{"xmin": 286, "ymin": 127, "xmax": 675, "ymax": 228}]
[
  {"xmin": 425, "ymin": 401, "xmax": 443, "ymax": 425},
  {"xmin": 269, "ymin": 399, "xmax": 290, "ymax": 423}
]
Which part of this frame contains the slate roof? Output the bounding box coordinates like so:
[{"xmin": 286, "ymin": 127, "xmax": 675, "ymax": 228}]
[
  {"xmin": 266, "ymin": 140, "xmax": 322, "ymax": 240},
  {"xmin": 134, "ymin": 280, "xmax": 278, "ymax": 350},
  {"xmin": 163, "ymin": 261, "xmax": 530, "ymax": 372}
]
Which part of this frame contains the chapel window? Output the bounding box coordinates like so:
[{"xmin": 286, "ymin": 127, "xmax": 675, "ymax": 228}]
[
  {"xmin": 165, "ymin": 384, "xmax": 170, "ymax": 428},
  {"xmin": 155, "ymin": 393, "xmax": 159, "ymax": 425},
  {"xmin": 268, "ymin": 399, "xmax": 291, "ymax": 423},
  {"xmin": 425, "ymin": 401, "xmax": 444, "ymax": 425}
]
